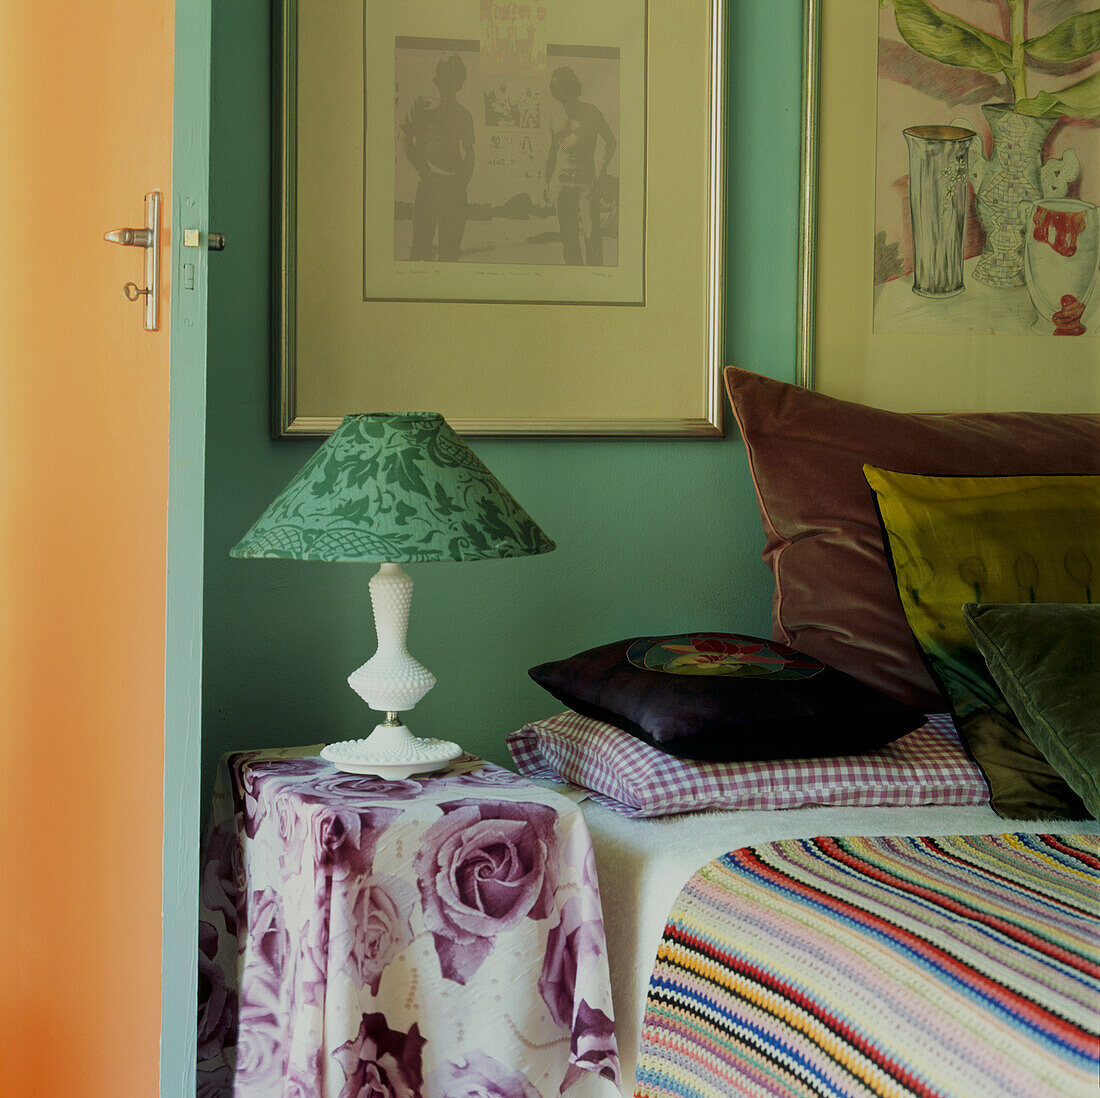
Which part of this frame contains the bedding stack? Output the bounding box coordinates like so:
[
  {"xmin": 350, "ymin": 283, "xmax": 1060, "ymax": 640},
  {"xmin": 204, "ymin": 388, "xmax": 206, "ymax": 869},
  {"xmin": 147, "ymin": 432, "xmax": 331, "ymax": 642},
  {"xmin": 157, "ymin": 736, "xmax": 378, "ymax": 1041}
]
[
  {"xmin": 507, "ymin": 367, "xmax": 1100, "ymax": 1096},
  {"xmin": 508, "ymin": 709, "xmax": 987, "ymax": 818},
  {"xmin": 721, "ymin": 365, "xmax": 1100, "ymax": 822},
  {"xmin": 512, "ymin": 369, "xmax": 1100, "ymax": 824}
]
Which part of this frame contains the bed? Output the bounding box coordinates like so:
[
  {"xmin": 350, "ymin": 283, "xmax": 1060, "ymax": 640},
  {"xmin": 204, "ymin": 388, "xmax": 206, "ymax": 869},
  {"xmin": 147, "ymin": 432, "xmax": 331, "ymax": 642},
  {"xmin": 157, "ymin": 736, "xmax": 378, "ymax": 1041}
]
[
  {"xmin": 585, "ymin": 801, "xmax": 1097, "ymax": 1097},
  {"xmin": 635, "ymin": 829, "xmax": 1097, "ymax": 1098},
  {"xmin": 512, "ymin": 725, "xmax": 1099, "ymax": 1096},
  {"xmin": 510, "ymin": 368, "xmax": 1100, "ymax": 1096}
]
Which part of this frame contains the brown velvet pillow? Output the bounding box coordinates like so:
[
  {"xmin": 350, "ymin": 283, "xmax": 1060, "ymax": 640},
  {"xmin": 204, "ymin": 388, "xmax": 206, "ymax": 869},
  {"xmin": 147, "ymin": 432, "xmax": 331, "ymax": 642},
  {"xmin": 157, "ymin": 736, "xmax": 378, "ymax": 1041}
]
[{"xmin": 725, "ymin": 367, "xmax": 1100, "ymax": 710}]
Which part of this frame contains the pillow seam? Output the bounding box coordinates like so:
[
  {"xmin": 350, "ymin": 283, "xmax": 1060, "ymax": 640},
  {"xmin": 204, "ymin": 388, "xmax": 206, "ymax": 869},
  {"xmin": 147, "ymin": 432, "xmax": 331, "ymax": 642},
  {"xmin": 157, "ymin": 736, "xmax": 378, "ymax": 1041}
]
[{"xmin": 728, "ymin": 393, "xmax": 793, "ymax": 643}]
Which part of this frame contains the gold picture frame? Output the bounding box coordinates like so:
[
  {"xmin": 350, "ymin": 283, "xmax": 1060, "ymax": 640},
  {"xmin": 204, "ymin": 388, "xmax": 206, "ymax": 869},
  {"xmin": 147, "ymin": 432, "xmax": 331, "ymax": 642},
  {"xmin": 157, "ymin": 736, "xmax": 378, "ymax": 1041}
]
[
  {"xmin": 798, "ymin": 0, "xmax": 1099, "ymax": 414},
  {"xmin": 274, "ymin": 0, "xmax": 728, "ymax": 438}
]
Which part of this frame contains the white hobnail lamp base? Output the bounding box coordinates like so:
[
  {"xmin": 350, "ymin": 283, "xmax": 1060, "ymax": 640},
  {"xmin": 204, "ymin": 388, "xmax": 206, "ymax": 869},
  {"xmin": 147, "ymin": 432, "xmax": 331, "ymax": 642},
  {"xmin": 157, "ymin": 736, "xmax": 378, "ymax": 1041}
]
[
  {"xmin": 347, "ymin": 563, "xmax": 437, "ymax": 712},
  {"xmin": 331, "ymin": 562, "xmax": 462, "ymax": 777},
  {"xmin": 321, "ymin": 721, "xmax": 462, "ymax": 778}
]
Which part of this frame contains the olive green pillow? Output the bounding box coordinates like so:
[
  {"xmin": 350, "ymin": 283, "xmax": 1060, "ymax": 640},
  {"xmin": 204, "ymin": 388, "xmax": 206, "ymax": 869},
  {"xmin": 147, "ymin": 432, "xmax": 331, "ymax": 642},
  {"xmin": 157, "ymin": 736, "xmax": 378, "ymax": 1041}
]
[
  {"xmin": 863, "ymin": 468, "xmax": 1098, "ymax": 819},
  {"xmin": 964, "ymin": 603, "xmax": 1100, "ymax": 822}
]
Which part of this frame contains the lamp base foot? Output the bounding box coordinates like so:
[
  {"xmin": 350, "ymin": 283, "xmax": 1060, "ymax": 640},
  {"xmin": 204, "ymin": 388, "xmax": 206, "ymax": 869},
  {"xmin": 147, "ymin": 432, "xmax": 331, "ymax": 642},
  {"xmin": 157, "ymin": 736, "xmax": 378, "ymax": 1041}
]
[{"xmin": 320, "ymin": 722, "xmax": 462, "ymax": 778}]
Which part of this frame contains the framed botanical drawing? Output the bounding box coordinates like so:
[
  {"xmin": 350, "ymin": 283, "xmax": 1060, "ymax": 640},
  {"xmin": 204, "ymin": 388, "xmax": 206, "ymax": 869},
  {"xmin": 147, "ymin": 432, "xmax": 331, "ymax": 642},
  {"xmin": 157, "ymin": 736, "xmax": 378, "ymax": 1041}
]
[
  {"xmin": 798, "ymin": 0, "xmax": 1099, "ymax": 413},
  {"xmin": 274, "ymin": 0, "xmax": 728, "ymax": 437}
]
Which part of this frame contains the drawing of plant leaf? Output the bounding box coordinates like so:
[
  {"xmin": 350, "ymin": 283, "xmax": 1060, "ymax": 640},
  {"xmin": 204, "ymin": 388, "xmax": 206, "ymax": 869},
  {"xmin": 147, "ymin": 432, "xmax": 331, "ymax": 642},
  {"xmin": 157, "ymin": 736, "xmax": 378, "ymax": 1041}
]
[
  {"xmin": 888, "ymin": 0, "xmax": 1012, "ymax": 74},
  {"xmin": 1024, "ymin": 10, "xmax": 1100, "ymax": 63},
  {"xmin": 1015, "ymin": 70, "xmax": 1100, "ymax": 119}
]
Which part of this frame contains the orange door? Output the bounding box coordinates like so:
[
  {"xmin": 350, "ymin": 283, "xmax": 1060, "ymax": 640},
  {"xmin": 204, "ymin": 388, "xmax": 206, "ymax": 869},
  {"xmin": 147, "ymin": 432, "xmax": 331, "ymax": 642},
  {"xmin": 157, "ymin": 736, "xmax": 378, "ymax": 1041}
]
[{"xmin": 0, "ymin": 2, "xmax": 178, "ymax": 1095}]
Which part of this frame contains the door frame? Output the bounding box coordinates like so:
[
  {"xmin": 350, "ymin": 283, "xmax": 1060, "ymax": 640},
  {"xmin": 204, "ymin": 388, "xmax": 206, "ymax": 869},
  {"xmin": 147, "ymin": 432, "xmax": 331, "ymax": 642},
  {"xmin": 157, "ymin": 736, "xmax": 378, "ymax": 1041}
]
[{"xmin": 162, "ymin": 0, "xmax": 212, "ymax": 1092}]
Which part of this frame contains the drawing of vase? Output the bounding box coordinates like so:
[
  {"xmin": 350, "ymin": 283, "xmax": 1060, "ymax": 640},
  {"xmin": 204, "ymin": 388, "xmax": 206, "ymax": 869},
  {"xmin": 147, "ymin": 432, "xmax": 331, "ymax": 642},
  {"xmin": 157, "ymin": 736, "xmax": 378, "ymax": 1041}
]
[
  {"xmin": 903, "ymin": 125, "xmax": 973, "ymax": 298},
  {"xmin": 1025, "ymin": 199, "xmax": 1099, "ymax": 336},
  {"xmin": 972, "ymin": 104, "xmax": 1056, "ymax": 288}
]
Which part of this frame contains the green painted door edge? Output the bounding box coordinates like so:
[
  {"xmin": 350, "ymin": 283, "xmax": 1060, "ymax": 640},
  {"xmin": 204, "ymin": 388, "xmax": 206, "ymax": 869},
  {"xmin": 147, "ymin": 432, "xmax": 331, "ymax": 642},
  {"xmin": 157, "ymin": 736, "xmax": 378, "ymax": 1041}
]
[{"xmin": 163, "ymin": 0, "xmax": 211, "ymax": 1093}]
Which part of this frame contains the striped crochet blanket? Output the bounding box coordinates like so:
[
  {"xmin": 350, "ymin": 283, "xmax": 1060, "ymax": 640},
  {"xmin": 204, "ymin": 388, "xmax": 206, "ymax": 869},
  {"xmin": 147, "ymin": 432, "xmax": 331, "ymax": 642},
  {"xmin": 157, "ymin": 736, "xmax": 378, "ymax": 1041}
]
[{"xmin": 637, "ymin": 833, "xmax": 1100, "ymax": 1098}]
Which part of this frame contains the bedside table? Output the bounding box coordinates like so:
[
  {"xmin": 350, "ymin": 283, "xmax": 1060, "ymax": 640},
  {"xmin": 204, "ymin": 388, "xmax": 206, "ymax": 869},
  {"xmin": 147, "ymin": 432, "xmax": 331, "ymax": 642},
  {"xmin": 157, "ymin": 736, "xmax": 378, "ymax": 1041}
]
[{"xmin": 197, "ymin": 748, "xmax": 620, "ymax": 1097}]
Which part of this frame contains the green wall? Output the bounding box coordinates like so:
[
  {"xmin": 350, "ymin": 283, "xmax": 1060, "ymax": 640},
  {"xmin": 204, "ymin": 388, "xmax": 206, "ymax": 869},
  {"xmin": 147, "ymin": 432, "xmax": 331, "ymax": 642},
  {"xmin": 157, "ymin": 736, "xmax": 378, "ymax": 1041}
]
[{"xmin": 203, "ymin": 1, "xmax": 804, "ymax": 792}]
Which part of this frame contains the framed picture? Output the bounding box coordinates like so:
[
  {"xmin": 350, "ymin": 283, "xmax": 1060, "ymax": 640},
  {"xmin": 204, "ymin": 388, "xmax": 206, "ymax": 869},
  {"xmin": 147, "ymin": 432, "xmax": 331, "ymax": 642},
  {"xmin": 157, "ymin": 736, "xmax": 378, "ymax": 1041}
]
[
  {"xmin": 798, "ymin": 0, "xmax": 1098, "ymax": 413},
  {"xmin": 274, "ymin": 0, "xmax": 728, "ymax": 437}
]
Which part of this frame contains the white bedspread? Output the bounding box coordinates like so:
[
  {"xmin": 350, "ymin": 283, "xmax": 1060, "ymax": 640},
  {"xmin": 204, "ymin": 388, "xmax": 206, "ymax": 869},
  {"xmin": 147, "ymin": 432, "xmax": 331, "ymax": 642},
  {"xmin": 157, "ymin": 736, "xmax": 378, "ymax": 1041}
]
[{"xmin": 566, "ymin": 790, "xmax": 1100, "ymax": 1096}]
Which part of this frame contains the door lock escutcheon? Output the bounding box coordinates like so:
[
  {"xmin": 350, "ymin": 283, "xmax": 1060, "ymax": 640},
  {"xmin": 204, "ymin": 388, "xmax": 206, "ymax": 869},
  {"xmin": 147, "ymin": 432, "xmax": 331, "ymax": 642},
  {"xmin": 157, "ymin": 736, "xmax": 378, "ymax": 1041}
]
[{"xmin": 105, "ymin": 191, "xmax": 160, "ymax": 330}]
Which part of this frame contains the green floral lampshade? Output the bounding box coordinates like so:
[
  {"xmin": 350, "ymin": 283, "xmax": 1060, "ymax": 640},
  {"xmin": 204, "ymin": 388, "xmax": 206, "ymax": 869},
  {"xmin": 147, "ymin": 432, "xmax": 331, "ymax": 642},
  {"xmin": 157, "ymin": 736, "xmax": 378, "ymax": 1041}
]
[{"xmin": 231, "ymin": 413, "xmax": 555, "ymax": 562}]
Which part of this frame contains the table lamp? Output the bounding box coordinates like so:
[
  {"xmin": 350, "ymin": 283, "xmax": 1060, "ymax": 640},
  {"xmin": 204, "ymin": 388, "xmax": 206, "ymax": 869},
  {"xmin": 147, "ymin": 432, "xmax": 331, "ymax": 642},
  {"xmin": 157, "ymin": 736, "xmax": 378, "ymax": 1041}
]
[{"xmin": 231, "ymin": 412, "xmax": 555, "ymax": 777}]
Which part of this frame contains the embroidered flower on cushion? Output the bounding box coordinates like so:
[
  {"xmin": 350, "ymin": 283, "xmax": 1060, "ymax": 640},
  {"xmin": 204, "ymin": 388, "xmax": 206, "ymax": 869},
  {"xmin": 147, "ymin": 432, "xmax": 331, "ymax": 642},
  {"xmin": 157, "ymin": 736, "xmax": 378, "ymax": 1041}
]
[
  {"xmin": 664, "ymin": 635, "xmax": 773, "ymax": 669},
  {"xmin": 628, "ymin": 633, "xmax": 823, "ymax": 679}
]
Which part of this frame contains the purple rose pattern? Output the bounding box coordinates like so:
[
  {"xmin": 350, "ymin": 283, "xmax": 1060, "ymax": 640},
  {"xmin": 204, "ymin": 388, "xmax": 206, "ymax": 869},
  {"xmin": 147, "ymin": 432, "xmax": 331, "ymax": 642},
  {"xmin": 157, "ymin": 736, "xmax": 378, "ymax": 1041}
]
[
  {"xmin": 308, "ymin": 806, "xmax": 367, "ymax": 878},
  {"xmin": 306, "ymin": 772, "xmax": 425, "ymax": 801},
  {"xmin": 234, "ymin": 1007, "xmax": 287, "ymax": 1093},
  {"xmin": 199, "ymin": 749, "xmax": 618, "ymax": 1095},
  {"xmin": 430, "ymin": 1050, "xmax": 542, "ymax": 1098},
  {"xmin": 231, "ymin": 754, "xmax": 327, "ymax": 837},
  {"xmin": 239, "ymin": 886, "xmax": 289, "ymax": 1024},
  {"xmin": 333, "ymin": 1012, "xmax": 425, "ymax": 1098},
  {"xmin": 272, "ymin": 787, "xmax": 306, "ymax": 866},
  {"xmin": 213, "ymin": 754, "xmax": 407, "ymax": 1070},
  {"xmin": 200, "ymin": 813, "xmax": 244, "ymax": 938},
  {"xmin": 581, "ymin": 843, "xmax": 600, "ymax": 892},
  {"xmin": 196, "ymin": 1062, "xmax": 233, "ymax": 1098},
  {"xmin": 301, "ymin": 804, "xmax": 400, "ymax": 889},
  {"xmin": 285, "ymin": 1054, "xmax": 324, "ymax": 1098},
  {"xmin": 416, "ymin": 800, "xmax": 560, "ymax": 984},
  {"xmin": 538, "ymin": 896, "xmax": 606, "ymax": 1031},
  {"xmin": 292, "ymin": 910, "xmax": 332, "ymax": 1010},
  {"xmin": 331, "ymin": 874, "xmax": 415, "ymax": 995},
  {"xmin": 451, "ymin": 760, "xmax": 532, "ymax": 789},
  {"xmin": 563, "ymin": 1001, "xmax": 619, "ymax": 1092},
  {"xmin": 232, "ymin": 753, "xmax": 316, "ymax": 838},
  {"xmin": 197, "ymin": 919, "xmax": 237, "ymax": 1063}
]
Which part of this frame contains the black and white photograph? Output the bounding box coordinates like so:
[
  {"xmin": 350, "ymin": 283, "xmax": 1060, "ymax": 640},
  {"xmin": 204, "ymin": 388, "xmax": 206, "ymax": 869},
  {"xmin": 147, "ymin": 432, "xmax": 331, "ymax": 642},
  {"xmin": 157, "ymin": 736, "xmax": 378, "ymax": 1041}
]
[
  {"xmin": 363, "ymin": 0, "xmax": 644, "ymax": 305},
  {"xmin": 393, "ymin": 38, "xmax": 621, "ymax": 269}
]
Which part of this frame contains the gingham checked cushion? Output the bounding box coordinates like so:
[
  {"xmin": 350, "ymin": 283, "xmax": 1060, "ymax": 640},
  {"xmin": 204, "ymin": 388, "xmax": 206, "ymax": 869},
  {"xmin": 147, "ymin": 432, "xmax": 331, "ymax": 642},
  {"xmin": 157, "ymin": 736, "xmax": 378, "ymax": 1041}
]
[{"xmin": 507, "ymin": 711, "xmax": 989, "ymax": 817}]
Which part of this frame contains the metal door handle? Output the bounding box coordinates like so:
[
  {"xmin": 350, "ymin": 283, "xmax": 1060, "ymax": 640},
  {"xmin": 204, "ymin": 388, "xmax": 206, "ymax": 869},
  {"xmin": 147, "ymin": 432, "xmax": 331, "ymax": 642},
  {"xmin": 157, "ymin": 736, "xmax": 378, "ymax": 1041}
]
[
  {"xmin": 104, "ymin": 227, "xmax": 153, "ymax": 247},
  {"xmin": 104, "ymin": 191, "xmax": 160, "ymax": 330}
]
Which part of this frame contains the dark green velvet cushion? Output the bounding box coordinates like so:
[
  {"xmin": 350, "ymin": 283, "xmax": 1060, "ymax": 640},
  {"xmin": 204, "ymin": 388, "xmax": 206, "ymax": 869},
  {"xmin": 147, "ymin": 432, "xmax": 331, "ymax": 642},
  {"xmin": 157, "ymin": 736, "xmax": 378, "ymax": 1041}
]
[{"xmin": 964, "ymin": 603, "xmax": 1100, "ymax": 822}]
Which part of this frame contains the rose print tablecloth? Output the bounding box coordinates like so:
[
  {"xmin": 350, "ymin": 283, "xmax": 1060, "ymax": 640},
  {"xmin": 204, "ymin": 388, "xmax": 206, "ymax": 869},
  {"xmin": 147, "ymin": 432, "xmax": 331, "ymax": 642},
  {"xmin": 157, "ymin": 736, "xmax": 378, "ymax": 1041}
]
[{"xmin": 197, "ymin": 748, "xmax": 620, "ymax": 1098}]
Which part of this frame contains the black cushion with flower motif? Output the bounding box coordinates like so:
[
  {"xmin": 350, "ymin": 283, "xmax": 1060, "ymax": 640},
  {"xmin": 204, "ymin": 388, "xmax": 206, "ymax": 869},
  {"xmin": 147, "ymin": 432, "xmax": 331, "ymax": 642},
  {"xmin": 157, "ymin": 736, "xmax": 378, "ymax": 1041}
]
[{"xmin": 529, "ymin": 632, "xmax": 927, "ymax": 761}]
